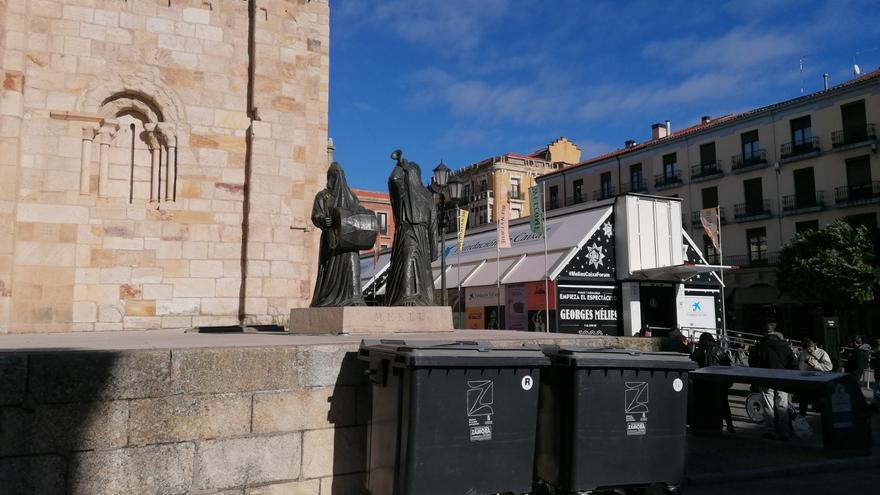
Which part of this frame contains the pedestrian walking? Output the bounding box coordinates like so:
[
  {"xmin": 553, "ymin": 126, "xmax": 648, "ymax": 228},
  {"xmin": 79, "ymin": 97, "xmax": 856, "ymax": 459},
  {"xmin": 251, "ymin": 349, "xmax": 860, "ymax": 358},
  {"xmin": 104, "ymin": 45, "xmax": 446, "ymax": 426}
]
[
  {"xmin": 691, "ymin": 333, "xmax": 735, "ymax": 433},
  {"xmin": 748, "ymin": 322, "xmax": 798, "ymax": 440}
]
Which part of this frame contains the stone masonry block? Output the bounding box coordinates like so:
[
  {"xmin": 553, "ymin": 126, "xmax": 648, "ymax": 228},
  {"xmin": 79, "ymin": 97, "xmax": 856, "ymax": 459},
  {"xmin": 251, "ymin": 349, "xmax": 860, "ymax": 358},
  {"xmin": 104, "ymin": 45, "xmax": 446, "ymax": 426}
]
[
  {"xmin": 320, "ymin": 473, "xmax": 367, "ymax": 495},
  {"xmin": 171, "ymin": 347, "xmax": 299, "ymax": 394},
  {"xmin": 0, "ymin": 456, "xmax": 67, "ymax": 495},
  {"xmin": 0, "ymin": 400, "xmax": 128, "ymax": 455},
  {"xmin": 128, "ymin": 393, "xmax": 251, "ymax": 445},
  {"xmin": 252, "ymin": 386, "xmax": 355, "ymax": 434},
  {"xmin": 293, "ymin": 345, "xmax": 365, "ymax": 388},
  {"xmin": 301, "ymin": 426, "xmax": 366, "ymax": 478},
  {"xmin": 247, "ymin": 480, "xmax": 320, "ymax": 495},
  {"xmin": 70, "ymin": 443, "xmax": 195, "ymax": 495},
  {"xmin": 28, "ymin": 350, "xmax": 171, "ymax": 403},
  {"xmin": 0, "ymin": 353, "xmax": 27, "ymax": 405},
  {"xmin": 194, "ymin": 433, "xmax": 301, "ymax": 490}
]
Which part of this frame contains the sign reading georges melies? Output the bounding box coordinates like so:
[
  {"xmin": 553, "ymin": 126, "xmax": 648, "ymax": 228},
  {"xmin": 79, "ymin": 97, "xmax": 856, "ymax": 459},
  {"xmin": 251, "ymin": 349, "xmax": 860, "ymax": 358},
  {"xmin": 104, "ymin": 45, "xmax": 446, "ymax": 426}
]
[
  {"xmin": 556, "ymin": 285, "xmax": 620, "ymax": 336},
  {"xmin": 558, "ymin": 215, "xmax": 615, "ymax": 281}
]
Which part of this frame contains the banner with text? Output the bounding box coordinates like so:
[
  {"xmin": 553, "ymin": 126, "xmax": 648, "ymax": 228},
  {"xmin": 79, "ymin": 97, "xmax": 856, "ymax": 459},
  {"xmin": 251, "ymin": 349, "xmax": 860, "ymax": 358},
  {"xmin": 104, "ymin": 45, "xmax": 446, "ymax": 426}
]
[
  {"xmin": 556, "ymin": 285, "xmax": 621, "ymax": 336},
  {"xmin": 457, "ymin": 208, "xmax": 469, "ymax": 250},
  {"xmin": 497, "ymin": 203, "xmax": 511, "ymax": 249},
  {"xmin": 529, "ymin": 185, "xmax": 544, "ymax": 236}
]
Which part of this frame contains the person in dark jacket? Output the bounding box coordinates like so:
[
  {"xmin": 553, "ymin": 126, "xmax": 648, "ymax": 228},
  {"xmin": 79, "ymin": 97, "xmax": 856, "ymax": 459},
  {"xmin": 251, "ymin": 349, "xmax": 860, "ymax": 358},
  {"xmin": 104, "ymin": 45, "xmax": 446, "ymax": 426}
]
[
  {"xmin": 844, "ymin": 335, "xmax": 872, "ymax": 388},
  {"xmin": 748, "ymin": 322, "xmax": 798, "ymax": 440},
  {"xmin": 691, "ymin": 333, "xmax": 735, "ymax": 433}
]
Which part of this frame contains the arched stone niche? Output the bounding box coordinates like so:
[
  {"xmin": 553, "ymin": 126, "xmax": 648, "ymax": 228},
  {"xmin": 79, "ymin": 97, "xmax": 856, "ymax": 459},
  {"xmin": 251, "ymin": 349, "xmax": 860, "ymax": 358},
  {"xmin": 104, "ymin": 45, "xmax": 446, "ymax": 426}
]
[{"xmin": 73, "ymin": 74, "xmax": 185, "ymax": 203}]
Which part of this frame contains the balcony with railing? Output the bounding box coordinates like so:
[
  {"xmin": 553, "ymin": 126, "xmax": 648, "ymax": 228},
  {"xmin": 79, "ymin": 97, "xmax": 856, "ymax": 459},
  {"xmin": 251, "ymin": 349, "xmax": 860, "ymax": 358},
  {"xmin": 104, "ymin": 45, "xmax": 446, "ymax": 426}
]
[
  {"xmin": 733, "ymin": 200, "xmax": 772, "ymax": 222},
  {"xmin": 620, "ymin": 180, "xmax": 648, "ymax": 194},
  {"xmin": 508, "ymin": 190, "xmax": 525, "ymax": 201},
  {"xmin": 780, "ymin": 137, "xmax": 820, "ymax": 160},
  {"xmin": 690, "ymin": 161, "xmax": 723, "ymax": 182},
  {"xmin": 725, "ymin": 251, "xmax": 781, "ymax": 268},
  {"xmin": 731, "ymin": 149, "xmax": 768, "ymax": 173},
  {"xmin": 831, "ymin": 123, "xmax": 876, "ymax": 148},
  {"xmin": 593, "ymin": 186, "xmax": 616, "ymax": 201},
  {"xmin": 690, "ymin": 207, "xmax": 728, "ymax": 227},
  {"xmin": 782, "ymin": 191, "xmax": 825, "ymax": 215},
  {"xmin": 654, "ymin": 170, "xmax": 682, "ymax": 190},
  {"xmin": 467, "ymin": 190, "xmax": 493, "ymax": 203},
  {"xmin": 834, "ymin": 181, "xmax": 880, "ymax": 206},
  {"xmin": 566, "ymin": 191, "xmax": 587, "ymax": 206}
]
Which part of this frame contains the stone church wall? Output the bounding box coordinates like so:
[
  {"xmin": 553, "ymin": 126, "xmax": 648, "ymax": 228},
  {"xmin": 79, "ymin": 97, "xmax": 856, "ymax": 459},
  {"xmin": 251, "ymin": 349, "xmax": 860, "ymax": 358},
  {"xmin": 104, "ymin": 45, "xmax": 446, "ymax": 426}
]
[{"xmin": 0, "ymin": 0, "xmax": 328, "ymax": 333}]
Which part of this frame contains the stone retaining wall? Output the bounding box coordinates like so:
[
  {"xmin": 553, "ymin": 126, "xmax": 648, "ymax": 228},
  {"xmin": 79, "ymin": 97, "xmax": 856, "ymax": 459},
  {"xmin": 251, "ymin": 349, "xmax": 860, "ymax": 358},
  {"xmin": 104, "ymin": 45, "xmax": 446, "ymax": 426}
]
[{"xmin": 0, "ymin": 336, "xmax": 661, "ymax": 494}]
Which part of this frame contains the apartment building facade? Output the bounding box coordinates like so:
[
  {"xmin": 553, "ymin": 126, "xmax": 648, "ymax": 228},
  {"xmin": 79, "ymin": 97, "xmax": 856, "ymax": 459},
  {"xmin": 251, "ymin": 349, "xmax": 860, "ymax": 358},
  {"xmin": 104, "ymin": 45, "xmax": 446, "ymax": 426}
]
[
  {"xmin": 449, "ymin": 137, "xmax": 581, "ymax": 230},
  {"xmin": 352, "ymin": 189, "xmax": 394, "ymax": 252},
  {"xmin": 538, "ymin": 70, "xmax": 880, "ymax": 338}
]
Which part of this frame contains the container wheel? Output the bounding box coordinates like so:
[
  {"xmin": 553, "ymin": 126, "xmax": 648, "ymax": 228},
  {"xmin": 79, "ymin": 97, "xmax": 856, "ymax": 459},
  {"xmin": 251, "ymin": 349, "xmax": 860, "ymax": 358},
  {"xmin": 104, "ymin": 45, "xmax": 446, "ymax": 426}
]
[{"xmin": 745, "ymin": 392, "xmax": 766, "ymax": 423}]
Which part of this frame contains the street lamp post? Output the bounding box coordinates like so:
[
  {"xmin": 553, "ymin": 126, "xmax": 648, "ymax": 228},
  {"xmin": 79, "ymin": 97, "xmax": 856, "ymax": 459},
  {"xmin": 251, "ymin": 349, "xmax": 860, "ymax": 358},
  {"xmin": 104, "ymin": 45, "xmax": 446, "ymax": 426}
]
[{"xmin": 432, "ymin": 161, "xmax": 463, "ymax": 306}]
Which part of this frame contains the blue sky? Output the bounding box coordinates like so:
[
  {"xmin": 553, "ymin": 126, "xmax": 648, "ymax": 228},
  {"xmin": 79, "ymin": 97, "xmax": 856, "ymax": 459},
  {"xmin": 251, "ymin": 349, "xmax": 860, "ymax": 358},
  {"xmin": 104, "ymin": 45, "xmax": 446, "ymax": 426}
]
[{"xmin": 329, "ymin": 0, "xmax": 880, "ymax": 191}]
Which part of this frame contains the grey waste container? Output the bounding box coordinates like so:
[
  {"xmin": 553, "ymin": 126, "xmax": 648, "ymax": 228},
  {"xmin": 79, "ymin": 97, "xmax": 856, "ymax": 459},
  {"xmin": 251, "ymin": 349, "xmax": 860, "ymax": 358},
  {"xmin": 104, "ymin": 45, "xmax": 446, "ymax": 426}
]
[
  {"xmin": 536, "ymin": 347, "xmax": 697, "ymax": 493},
  {"xmin": 359, "ymin": 339, "xmax": 550, "ymax": 495}
]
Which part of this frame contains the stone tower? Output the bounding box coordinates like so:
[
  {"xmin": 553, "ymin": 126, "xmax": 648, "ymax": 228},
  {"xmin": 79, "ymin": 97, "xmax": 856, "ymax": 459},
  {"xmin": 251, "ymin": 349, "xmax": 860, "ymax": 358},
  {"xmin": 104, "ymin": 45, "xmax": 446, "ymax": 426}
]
[{"xmin": 0, "ymin": 0, "xmax": 330, "ymax": 332}]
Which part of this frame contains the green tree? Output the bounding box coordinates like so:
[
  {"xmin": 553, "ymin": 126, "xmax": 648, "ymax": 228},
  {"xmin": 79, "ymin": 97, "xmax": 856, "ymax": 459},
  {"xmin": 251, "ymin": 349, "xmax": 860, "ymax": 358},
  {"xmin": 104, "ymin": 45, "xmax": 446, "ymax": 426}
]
[{"xmin": 778, "ymin": 220, "xmax": 878, "ymax": 304}]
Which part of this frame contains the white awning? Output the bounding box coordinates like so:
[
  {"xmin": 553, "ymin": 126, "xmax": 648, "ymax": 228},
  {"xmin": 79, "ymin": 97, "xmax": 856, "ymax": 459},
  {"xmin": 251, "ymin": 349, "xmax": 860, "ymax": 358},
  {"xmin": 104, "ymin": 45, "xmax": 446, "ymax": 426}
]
[
  {"xmin": 630, "ymin": 263, "xmax": 733, "ymax": 282},
  {"xmin": 433, "ymin": 205, "xmax": 612, "ymax": 287},
  {"xmin": 360, "ymin": 251, "xmax": 391, "ymax": 292}
]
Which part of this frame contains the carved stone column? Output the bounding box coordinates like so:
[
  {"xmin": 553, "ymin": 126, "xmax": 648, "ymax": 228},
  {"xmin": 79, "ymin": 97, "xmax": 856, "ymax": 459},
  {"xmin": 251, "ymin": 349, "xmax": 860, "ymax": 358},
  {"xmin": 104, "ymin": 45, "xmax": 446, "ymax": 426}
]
[
  {"xmin": 96, "ymin": 120, "xmax": 119, "ymax": 198},
  {"xmin": 144, "ymin": 123, "xmax": 161, "ymax": 202},
  {"xmin": 158, "ymin": 123, "xmax": 177, "ymax": 201},
  {"xmin": 79, "ymin": 126, "xmax": 97, "ymax": 195}
]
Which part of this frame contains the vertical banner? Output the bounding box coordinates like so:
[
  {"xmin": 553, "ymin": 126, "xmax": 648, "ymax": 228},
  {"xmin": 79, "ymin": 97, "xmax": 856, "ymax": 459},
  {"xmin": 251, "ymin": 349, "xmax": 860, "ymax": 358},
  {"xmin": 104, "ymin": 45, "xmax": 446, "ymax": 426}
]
[
  {"xmin": 700, "ymin": 207, "xmax": 720, "ymax": 250},
  {"xmin": 528, "ymin": 185, "xmax": 544, "ymax": 236},
  {"xmin": 458, "ymin": 208, "xmax": 469, "ymax": 250},
  {"xmin": 505, "ymin": 283, "xmax": 528, "ymax": 330},
  {"xmin": 497, "ymin": 203, "xmax": 511, "ymax": 249}
]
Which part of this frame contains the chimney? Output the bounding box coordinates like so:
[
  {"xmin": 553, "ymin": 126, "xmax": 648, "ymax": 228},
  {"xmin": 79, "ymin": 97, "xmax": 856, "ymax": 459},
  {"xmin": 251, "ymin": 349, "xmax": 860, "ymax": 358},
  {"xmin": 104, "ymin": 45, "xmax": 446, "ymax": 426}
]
[
  {"xmin": 625, "ymin": 139, "xmax": 637, "ymax": 148},
  {"xmin": 701, "ymin": 115, "xmax": 711, "ymax": 124},
  {"xmin": 665, "ymin": 120, "xmax": 671, "ymax": 135},
  {"xmin": 823, "ymin": 73, "xmax": 829, "ymax": 90},
  {"xmin": 651, "ymin": 123, "xmax": 668, "ymax": 140}
]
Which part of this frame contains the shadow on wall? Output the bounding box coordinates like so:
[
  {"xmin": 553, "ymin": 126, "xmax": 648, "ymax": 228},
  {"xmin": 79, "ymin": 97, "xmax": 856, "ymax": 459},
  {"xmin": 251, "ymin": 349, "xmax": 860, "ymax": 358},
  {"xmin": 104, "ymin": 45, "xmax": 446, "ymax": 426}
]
[
  {"xmin": 0, "ymin": 350, "xmax": 122, "ymax": 494},
  {"xmin": 327, "ymin": 350, "xmax": 370, "ymax": 495}
]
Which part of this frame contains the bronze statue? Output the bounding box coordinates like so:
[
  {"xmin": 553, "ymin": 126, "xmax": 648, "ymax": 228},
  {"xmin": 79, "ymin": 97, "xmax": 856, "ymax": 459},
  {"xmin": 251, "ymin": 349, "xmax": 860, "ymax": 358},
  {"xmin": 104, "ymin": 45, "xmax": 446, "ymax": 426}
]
[
  {"xmin": 310, "ymin": 162, "xmax": 378, "ymax": 307},
  {"xmin": 385, "ymin": 150, "xmax": 438, "ymax": 306}
]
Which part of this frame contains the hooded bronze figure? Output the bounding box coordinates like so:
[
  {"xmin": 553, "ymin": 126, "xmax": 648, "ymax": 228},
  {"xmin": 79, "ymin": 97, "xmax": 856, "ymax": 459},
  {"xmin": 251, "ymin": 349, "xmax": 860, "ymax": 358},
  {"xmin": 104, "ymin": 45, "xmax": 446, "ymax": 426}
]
[{"xmin": 385, "ymin": 150, "xmax": 438, "ymax": 306}]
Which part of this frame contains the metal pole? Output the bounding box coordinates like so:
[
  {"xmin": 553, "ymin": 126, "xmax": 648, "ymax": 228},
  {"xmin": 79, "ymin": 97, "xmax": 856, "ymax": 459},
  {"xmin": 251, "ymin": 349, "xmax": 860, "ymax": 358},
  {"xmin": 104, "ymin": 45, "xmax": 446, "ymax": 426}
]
[
  {"xmin": 439, "ymin": 194, "xmax": 446, "ymax": 306},
  {"xmin": 718, "ymin": 206, "xmax": 728, "ymax": 346},
  {"xmin": 542, "ymin": 181, "xmax": 550, "ymax": 333}
]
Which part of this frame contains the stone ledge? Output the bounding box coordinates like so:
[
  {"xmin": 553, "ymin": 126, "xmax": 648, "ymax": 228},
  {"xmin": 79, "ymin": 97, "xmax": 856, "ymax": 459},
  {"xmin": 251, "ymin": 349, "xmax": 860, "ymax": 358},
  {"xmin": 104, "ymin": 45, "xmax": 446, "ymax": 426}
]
[{"xmin": 289, "ymin": 306, "xmax": 454, "ymax": 335}]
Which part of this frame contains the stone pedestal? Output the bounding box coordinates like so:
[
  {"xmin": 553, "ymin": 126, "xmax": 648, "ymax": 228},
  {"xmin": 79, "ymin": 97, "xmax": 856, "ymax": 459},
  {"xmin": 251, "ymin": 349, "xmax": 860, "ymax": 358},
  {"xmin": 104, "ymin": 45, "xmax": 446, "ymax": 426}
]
[{"xmin": 289, "ymin": 306, "xmax": 454, "ymax": 335}]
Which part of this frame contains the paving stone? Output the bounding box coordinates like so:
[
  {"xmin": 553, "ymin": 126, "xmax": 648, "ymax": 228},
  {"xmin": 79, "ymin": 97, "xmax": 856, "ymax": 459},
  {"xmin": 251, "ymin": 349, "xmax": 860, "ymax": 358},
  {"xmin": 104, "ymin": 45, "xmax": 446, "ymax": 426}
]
[
  {"xmin": 194, "ymin": 433, "xmax": 301, "ymax": 490},
  {"xmin": 128, "ymin": 393, "xmax": 250, "ymax": 444},
  {"xmin": 0, "ymin": 455, "xmax": 67, "ymax": 495},
  {"xmin": 28, "ymin": 350, "xmax": 171, "ymax": 402},
  {"xmin": 0, "ymin": 400, "xmax": 128, "ymax": 455},
  {"xmin": 301, "ymin": 426, "xmax": 366, "ymax": 478},
  {"xmin": 69, "ymin": 443, "xmax": 194, "ymax": 495},
  {"xmin": 0, "ymin": 353, "xmax": 27, "ymax": 405},
  {"xmin": 171, "ymin": 347, "xmax": 298, "ymax": 394},
  {"xmin": 252, "ymin": 386, "xmax": 355, "ymax": 434}
]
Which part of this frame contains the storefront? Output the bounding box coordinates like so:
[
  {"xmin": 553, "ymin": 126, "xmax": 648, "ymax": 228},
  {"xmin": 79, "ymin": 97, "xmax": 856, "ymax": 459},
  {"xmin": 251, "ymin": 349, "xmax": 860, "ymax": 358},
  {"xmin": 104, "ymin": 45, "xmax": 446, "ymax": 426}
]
[{"xmin": 362, "ymin": 194, "xmax": 727, "ymax": 336}]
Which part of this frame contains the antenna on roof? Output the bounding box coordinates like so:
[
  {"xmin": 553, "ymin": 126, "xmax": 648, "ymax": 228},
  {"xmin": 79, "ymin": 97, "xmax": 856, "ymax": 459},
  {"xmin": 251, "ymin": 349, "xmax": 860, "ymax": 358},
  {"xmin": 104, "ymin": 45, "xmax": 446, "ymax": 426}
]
[
  {"xmin": 853, "ymin": 64, "xmax": 862, "ymax": 77},
  {"xmin": 799, "ymin": 56, "xmax": 807, "ymax": 94}
]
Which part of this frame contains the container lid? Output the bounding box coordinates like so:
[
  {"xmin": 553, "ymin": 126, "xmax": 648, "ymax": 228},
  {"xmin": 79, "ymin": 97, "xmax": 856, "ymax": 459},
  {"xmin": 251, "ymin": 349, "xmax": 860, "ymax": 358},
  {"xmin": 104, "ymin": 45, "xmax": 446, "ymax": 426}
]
[
  {"xmin": 543, "ymin": 346, "xmax": 697, "ymax": 371},
  {"xmin": 359, "ymin": 339, "xmax": 550, "ymax": 368}
]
